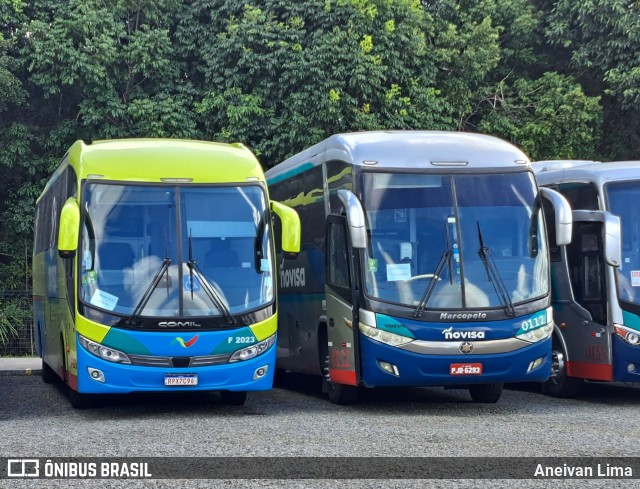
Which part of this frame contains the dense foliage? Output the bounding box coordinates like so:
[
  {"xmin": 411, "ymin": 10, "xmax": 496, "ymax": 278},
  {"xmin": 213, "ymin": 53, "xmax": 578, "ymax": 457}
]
[{"xmin": 0, "ymin": 0, "xmax": 638, "ymax": 294}]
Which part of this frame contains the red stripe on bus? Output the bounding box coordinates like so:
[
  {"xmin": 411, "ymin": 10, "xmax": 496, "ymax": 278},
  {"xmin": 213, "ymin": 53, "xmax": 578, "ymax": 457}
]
[
  {"xmin": 566, "ymin": 361, "xmax": 613, "ymax": 381},
  {"xmin": 329, "ymin": 369, "xmax": 357, "ymax": 386}
]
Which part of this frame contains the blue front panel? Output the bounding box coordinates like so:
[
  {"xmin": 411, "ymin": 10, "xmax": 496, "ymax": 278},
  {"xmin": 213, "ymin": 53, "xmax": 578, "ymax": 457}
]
[
  {"xmin": 75, "ymin": 330, "xmax": 276, "ymax": 394},
  {"xmin": 360, "ymin": 336, "xmax": 550, "ymax": 387},
  {"xmin": 612, "ymin": 335, "xmax": 640, "ymax": 383},
  {"xmin": 360, "ymin": 311, "xmax": 551, "ymax": 387}
]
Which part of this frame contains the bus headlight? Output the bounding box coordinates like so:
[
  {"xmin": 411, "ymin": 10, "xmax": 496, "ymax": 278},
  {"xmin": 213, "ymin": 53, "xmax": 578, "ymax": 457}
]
[
  {"xmin": 516, "ymin": 323, "xmax": 553, "ymax": 343},
  {"xmin": 78, "ymin": 335, "xmax": 131, "ymax": 364},
  {"xmin": 615, "ymin": 324, "xmax": 640, "ymax": 346},
  {"xmin": 229, "ymin": 334, "xmax": 276, "ymax": 362},
  {"xmin": 359, "ymin": 322, "xmax": 413, "ymax": 347}
]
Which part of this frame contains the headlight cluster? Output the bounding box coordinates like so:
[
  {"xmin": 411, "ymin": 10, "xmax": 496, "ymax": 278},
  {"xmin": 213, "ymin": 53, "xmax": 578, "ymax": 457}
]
[
  {"xmin": 359, "ymin": 322, "xmax": 413, "ymax": 347},
  {"xmin": 230, "ymin": 334, "xmax": 276, "ymax": 362},
  {"xmin": 516, "ymin": 323, "xmax": 553, "ymax": 343},
  {"xmin": 615, "ymin": 324, "xmax": 640, "ymax": 346},
  {"xmin": 78, "ymin": 335, "xmax": 131, "ymax": 364}
]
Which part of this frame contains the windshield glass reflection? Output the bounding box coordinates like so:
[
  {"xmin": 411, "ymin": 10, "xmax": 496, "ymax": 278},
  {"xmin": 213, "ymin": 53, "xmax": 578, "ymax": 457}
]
[
  {"xmin": 608, "ymin": 181, "xmax": 640, "ymax": 307},
  {"xmin": 79, "ymin": 183, "xmax": 273, "ymax": 320},
  {"xmin": 360, "ymin": 172, "xmax": 548, "ymax": 311}
]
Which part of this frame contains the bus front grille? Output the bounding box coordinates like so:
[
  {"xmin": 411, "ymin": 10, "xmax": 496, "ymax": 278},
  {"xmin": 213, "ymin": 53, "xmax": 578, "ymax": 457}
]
[{"xmin": 127, "ymin": 353, "xmax": 232, "ymax": 367}]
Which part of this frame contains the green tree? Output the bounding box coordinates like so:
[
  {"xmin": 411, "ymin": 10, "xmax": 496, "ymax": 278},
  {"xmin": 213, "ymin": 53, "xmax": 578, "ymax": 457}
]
[
  {"xmin": 427, "ymin": 0, "xmax": 603, "ymax": 160},
  {"xmin": 23, "ymin": 0, "xmax": 198, "ymax": 140},
  {"xmin": 477, "ymin": 72, "xmax": 602, "ymax": 160},
  {"xmin": 544, "ymin": 0, "xmax": 640, "ymax": 159},
  {"xmin": 191, "ymin": 0, "xmax": 454, "ymax": 167}
]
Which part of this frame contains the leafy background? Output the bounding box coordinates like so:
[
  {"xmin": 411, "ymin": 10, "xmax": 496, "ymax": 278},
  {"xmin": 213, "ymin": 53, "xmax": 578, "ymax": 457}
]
[{"xmin": 1, "ymin": 0, "xmax": 639, "ymax": 325}]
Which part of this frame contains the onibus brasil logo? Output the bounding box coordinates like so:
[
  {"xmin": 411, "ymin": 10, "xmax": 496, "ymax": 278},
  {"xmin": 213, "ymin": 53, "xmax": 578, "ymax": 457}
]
[{"xmin": 173, "ymin": 335, "xmax": 199, "ymax": 348}]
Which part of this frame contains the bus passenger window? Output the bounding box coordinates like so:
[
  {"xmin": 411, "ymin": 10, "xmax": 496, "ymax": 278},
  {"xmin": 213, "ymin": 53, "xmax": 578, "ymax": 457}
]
[{"xmin": 328, "ymin": 223, "xmax": 350, "ymax": 289}]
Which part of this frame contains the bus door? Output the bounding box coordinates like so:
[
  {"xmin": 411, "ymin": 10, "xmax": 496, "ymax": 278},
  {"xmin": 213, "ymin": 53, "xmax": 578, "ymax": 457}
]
[
  {"xmin": 564, "ymin": 220, "xmax": 613, "ymax": 380},
  {"xmin": 324, "ymin": 215, "xmax": 361, "ymax": 387}
]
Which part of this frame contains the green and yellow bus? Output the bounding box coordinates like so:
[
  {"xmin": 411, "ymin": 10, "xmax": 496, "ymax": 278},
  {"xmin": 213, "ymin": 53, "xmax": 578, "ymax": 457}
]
[{"xmin": 33, "ymin": 139, "xmax": 300, "ymax": 407}]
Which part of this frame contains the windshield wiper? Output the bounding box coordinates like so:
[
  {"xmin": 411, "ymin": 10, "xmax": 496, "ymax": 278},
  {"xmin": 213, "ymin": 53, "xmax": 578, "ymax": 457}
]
[
  {"xmin": 186, "ymin": 233, "xmax": 235, "ymax": 324},
  {"xmin": 188, "ymin": 229, "xmax": 195, "ymax": 300},
  {"xmin": 117, "ymin": 257, "xmax": 172, "ymax": 327},
  {"xmin": 413, "ymin": 224, "xmax": 454, "ymax": 318},
  {"xmin": 477, "ymin": 221, "xmax": 515, "ymax": 317}
]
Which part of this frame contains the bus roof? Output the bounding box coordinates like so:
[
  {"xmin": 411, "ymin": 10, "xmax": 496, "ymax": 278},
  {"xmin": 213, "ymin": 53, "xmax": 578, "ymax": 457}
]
[
  {"xmin": 66, "ymin": 138, "xmax": 265, "ymax": 183},
  {"xmin": 266, "ymin": 131, "xmax": 530, "ymax": 182},
  {"xmin": 533, "ymin": 160, "xmax": 640, "ymax": 187}
]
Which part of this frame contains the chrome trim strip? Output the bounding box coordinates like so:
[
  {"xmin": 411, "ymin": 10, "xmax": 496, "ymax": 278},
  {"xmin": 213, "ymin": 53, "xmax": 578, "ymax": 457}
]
[
  {"xmin": 398, "ymin": 337, "xmax": 533, "ymax": 355},
  {"xmin": 127, "ymin": 353, "xmax": 233, "ymax": 367}
]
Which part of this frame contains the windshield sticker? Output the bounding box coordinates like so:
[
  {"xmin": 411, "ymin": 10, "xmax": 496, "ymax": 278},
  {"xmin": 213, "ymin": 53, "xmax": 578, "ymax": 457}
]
[
  {"xmin": 387, "ymin": 263, "xmax": 411, "ymax": 282},
  {"xmin": 82, "ymin": 270, "xmax": 97, "ymax": 285},
  {"xmin": 260, "ymin": 259, "xmax": 271, "ymax": 272},
  {"xmin": 184, "ymin": 276, "xmax": 201, "ymax": 292},
  {"xmin": 631, "ymin": 271, "xmax": 640, "ymax": 287},
  {"xmin": 367, "ymin": 258, "xmax": 378, "ymax": 273},
  {"xmin": 90, "ymin": 289, "xmax": 118, "ymax": 311}
]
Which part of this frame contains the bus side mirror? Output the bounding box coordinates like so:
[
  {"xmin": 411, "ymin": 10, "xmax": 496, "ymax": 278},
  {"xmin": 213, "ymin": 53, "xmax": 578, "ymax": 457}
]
[
  {"xmin": 270, "ymin": 200, "xmax": 301, "ymax": 259},
  {"xmin": 572, "ymin": 210, "xmax": 622, "ymax": 267},
  {"xmin": 603, "ymin": 212, "xmax": 621, "ymax": 267},
  {"xmin": 540, "ymin": 187, "xmax": 572, "ymax": 246},
  {"xmin": 337, "ymin": 189, "xmax": 366, "ymax": 249},
  {"xmin": 58, "ymin": 197, "xmax": 80, "ymax": 259}
]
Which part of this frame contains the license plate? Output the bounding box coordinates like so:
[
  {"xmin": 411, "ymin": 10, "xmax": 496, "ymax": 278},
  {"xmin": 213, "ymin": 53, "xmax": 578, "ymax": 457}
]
[
  {"xmin": 164, "ymin": 374, "xmax": 198, "ymax": 386},
  {"xmin": 450, "ymin": 363, "xmax": 483, "ymax": 376}
]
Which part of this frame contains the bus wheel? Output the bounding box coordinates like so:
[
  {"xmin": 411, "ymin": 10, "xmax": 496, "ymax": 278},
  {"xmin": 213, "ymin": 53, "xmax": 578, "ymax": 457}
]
[
  {"xmin": 322, "ymin": 355, "xmax": 358, "ymax": 405},
  {"xmin": 41, "ymin": 359, "xmax": 57, "ymax": 384},
  {"xmin": 219, "ymin": 391, "xmax": 247, "ymax": 406},
  {"xmin": 67, "ymin": 388, "xmax": 95, "ymax": 409},
  {"xmin": 543, "ymin": 345, "xmax": 583, "ymax": 398},
  {"xmin": 469, "ymin": 383, "xmax": 503, "ymax": 403}
]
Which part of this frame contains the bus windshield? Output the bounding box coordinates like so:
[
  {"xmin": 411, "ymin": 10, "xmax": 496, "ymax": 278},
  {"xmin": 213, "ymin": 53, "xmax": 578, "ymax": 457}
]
[
  {"xmin": 359, "ymin": 171, "xmax": 548, "ymax": 311},
  {"xmin": 607, "ymin": 181, "xmax": 640, "ymax": 307},
  {"xmin": 79, "ymin": 183, "xmax": 273, "ymax": 319}
]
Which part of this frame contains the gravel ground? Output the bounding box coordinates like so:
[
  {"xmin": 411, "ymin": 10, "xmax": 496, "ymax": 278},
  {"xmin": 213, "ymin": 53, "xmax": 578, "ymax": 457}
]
[{"xmin": 2, "ymin": 373, "xmax": 640, "ymax": 488}]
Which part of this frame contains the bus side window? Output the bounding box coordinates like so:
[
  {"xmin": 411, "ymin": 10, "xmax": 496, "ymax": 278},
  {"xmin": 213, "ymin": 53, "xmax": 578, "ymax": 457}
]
[{"xmin": 327, "ymin": 222, "xmax": 351, "ymax": 291}]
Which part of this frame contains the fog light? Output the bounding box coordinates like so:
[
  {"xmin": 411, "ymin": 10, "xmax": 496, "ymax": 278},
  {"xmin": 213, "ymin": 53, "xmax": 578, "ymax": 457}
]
[
  {"xmin": 527, "ymin": 357, "xmax": 544, "ymax": 372},
  {"xmin": 628, "ymin": 363, "xmax": 637, "ymax": 373},
  {"xmin": 253, "ymin": 365, "xmax": 269, "ymax": 380},
  {"xmin": 87, "ymin": 367, "xmax": 105, "ymax": 383},
  {"xmin": 378, "ymin": 361, "xmax": 399, "ymax": 376}
]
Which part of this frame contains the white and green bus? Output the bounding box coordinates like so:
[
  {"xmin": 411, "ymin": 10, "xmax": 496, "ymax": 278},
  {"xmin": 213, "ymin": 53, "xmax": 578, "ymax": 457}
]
[
  {"xmin": 33, "ymin": 139, "xmax": 299, "ymax": 407},
  {"xmin": 534, "ymin": 160, "xmax": 640, "ymax": 396}
]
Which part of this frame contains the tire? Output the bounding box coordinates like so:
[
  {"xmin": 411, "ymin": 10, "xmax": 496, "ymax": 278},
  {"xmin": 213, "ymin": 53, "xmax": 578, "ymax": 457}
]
[
  {"xmin": 469, "ymin": 383, "xmax": 503, "ymax": 403},
  {"xmin": 321, "ymin": 348, "xmax": 358, "ymax": 405},
  {"xmin": 67, "ymin": 388, "xmax": 95, "ymax": 409},
  {"xmin": 273, "ymin": 368, "xmax": 287, "ymax": 386},
  {"xmin": 543, "ymin": 343, "xmax": 583, "ymax": 398},
  {"xmin": 219, "ymin": 391, "xmax": 247, "ymax": 406},
  {"xmin": 60, "ymin": 335, "xmax": 94, "ymax": 409},
  {"xmin": 41, "ymin": 359, "xmax": 57, "ymax": 384},
  {"xmin": 327, "ymin": 380, "xmax": 359, "ymax": 405}
]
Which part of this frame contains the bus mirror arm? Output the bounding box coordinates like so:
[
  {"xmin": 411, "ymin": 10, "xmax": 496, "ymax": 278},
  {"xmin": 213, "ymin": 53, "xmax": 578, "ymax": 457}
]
[
  {"xmin": 337, "ymin": 189, "xmax": 367, "ymax": 249},
  {"xmin": 540, "ymin": 187, "xmax": 572, "ymax": 246},
  {"xmin": 58, "ymin": 197, "xmax": 80, "ymax": 258},
  {"xmin": 270, "ymin": 200, "xmax": 301, "ymax": 258}
]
